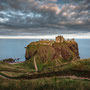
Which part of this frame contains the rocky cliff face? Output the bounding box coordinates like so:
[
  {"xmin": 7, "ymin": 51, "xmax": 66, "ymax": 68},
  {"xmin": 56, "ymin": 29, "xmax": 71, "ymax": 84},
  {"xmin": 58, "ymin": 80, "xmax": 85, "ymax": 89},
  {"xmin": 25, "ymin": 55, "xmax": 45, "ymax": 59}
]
[{"xmin": 25, "ymin": 36, "xmax": 80, "ymax": 63}]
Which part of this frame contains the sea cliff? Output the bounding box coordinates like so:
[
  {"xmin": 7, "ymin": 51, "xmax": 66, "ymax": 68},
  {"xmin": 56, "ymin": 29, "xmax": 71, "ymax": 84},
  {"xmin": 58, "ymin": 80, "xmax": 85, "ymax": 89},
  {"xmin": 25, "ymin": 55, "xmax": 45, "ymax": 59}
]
[{"xmin": 25, "ymin": 36, "xmax": 80, "ymax": 63}]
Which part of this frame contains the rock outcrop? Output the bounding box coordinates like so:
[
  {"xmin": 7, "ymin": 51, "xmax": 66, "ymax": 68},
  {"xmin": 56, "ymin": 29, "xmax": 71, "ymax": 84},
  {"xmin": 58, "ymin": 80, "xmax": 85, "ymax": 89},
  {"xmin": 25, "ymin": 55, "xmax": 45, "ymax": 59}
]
[
  {"xmin": 25, "ymin": 36, "xmax": 80, "ymax": 63},
  {"xmin": 2, "ymin": 58, "xmax": 15, "ymax": 63}
]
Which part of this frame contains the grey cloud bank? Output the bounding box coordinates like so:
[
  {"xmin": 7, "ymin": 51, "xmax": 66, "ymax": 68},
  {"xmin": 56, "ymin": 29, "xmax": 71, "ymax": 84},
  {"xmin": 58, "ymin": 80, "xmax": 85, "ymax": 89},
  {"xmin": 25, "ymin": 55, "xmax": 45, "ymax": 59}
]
[{"xmin": 0, "ymin": 0, "xmax": 90, "ymax": 37}]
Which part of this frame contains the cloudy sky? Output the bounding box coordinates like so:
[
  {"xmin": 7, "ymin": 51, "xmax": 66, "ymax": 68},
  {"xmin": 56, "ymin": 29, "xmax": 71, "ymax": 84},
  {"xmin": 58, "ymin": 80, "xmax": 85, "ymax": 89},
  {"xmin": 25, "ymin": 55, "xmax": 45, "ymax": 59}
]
[{"xmin": 0, "ymin": 0, "xmax": 90, "ymax": 39}]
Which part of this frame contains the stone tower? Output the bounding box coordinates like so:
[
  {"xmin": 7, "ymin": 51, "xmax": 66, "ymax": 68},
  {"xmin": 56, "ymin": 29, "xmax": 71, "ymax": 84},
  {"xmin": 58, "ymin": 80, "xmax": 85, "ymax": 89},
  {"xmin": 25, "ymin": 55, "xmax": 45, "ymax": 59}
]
[{"xmin": 56, "ymin": 36, "xmax": 65, "ymax": 43}]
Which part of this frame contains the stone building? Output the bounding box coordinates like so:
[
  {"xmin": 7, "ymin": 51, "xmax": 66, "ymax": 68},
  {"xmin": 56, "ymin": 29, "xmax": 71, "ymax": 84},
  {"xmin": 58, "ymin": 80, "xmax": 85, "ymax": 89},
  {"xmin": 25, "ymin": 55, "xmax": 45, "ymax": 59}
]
[
  {"xmin": 55, "ymin": 36, "xmax": 65, "ymax": 43},
  {"xmin": 71, "ymin": 38, "xmax": 75, "ymax": 42}
]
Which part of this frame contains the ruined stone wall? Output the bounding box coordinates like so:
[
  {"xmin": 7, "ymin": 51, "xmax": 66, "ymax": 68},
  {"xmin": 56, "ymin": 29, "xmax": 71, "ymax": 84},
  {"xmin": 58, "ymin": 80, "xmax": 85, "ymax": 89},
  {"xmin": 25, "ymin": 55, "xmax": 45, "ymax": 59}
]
[{"xmin": 56, "ymin": 36, "xmax": 65, "ymax": 43}]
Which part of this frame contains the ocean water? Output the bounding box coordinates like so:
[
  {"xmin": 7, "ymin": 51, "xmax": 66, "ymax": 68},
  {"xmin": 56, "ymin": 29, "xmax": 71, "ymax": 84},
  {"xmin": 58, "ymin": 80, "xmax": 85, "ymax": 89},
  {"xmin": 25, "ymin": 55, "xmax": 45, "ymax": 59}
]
[
  {"xmin": 76, "ymin": 39, "xmax": 90, "ymax": 59},
  {"xmin": 0, "ymin": 39, "xmax": 90, "ymax": 61},
  {"xmin": 0, "ymin": 39, "xmax": 38, "ymax": 61}
]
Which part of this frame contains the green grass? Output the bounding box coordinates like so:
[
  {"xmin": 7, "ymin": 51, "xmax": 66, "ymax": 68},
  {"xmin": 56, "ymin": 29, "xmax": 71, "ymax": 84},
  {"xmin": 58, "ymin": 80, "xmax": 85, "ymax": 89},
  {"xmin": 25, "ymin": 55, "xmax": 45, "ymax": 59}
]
[
  {"xmin": 15, "ymin": 58, "xmax": 90, "ymax": 73},
  {"xmin": 0, "ymin": 76, "xmax": 90, "ymax": 90},
  {"xmin": 0, "ymin": 58, "xmax": 90, "ymax": 89},
  {"xmin": 0, "ymin": 58, "xmax": 89, "ymax": 80}
]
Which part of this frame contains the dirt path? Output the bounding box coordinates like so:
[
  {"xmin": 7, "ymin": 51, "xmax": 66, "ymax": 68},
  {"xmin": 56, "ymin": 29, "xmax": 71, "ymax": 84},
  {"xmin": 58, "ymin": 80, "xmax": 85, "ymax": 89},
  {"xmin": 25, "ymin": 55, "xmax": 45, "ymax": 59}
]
[
  {"xmin": 0, "ymin": 74, "xmax": 90, "ymax": 81},
  {"xmin": 60, "ymin": 76, "xmax": 90, "ymax": 80},
  {"xmin": 0, "ymin": 75, "xmax": 9, "ymax": 79},
  {"xmin": 0, "ymin": 70, "xmax": 90, "ymax": 81}
]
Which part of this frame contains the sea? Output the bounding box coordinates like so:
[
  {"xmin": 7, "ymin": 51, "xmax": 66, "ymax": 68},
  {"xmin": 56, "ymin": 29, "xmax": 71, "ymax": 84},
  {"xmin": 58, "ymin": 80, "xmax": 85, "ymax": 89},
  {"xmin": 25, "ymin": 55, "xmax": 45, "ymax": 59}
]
[{"xmin": 0, "ymin": 39, "xmax": 90, "ymax": 61}]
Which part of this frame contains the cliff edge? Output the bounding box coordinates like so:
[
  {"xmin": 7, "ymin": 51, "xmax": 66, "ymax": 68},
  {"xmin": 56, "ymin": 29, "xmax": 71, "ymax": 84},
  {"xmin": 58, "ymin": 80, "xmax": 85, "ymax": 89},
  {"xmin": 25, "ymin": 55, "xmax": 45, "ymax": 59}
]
[{"xmin": 25, "ymin": 36, "xmax": 80, "ymax": 63}]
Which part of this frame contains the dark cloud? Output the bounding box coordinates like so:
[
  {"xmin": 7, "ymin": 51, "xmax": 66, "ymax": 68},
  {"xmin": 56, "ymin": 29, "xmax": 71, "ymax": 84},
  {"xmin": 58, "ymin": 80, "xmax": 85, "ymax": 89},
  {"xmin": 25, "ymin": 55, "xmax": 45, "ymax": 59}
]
[{"xmin": 0, "ymin": 0, "xmax": 90, "ymax": 31}]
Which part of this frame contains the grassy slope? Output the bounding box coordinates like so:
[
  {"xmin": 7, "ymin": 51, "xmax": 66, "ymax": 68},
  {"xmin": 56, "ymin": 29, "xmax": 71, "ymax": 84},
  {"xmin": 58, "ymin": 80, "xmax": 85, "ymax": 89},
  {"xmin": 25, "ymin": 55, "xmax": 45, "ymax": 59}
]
[
  {"xmin": 0, "ymin": 58, "xmax": 90, "ymax": 90},
  {"xmin": 15, "ymin": 58, "xmax": 90, "ymax": 72},
  {"xmin": 0, "ymin": 76, "xmax": 90, "ymax": 90},
  {"xmin": 0, "ymin": 58, "xmax": 90, "ymax": 78}
]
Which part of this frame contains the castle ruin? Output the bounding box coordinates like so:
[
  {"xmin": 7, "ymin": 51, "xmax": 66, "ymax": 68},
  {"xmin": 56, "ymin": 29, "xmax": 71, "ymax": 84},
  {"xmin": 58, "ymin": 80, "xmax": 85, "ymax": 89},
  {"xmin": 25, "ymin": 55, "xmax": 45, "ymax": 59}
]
[
  {"xmin": 34, "ymin": 36, "xmax": 75, "ymax": 45},
  {"xmin": 55, "ymin": 36, "xmax": 65, "ymax": 43}
]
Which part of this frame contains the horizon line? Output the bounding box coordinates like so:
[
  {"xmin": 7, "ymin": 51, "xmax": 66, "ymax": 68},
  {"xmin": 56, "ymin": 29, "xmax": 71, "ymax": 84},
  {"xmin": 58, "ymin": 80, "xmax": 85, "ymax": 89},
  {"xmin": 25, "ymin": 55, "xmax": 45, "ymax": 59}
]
[{"xmin": 0, "ymin": 34, "xmax": 90, "ymax": 39}]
